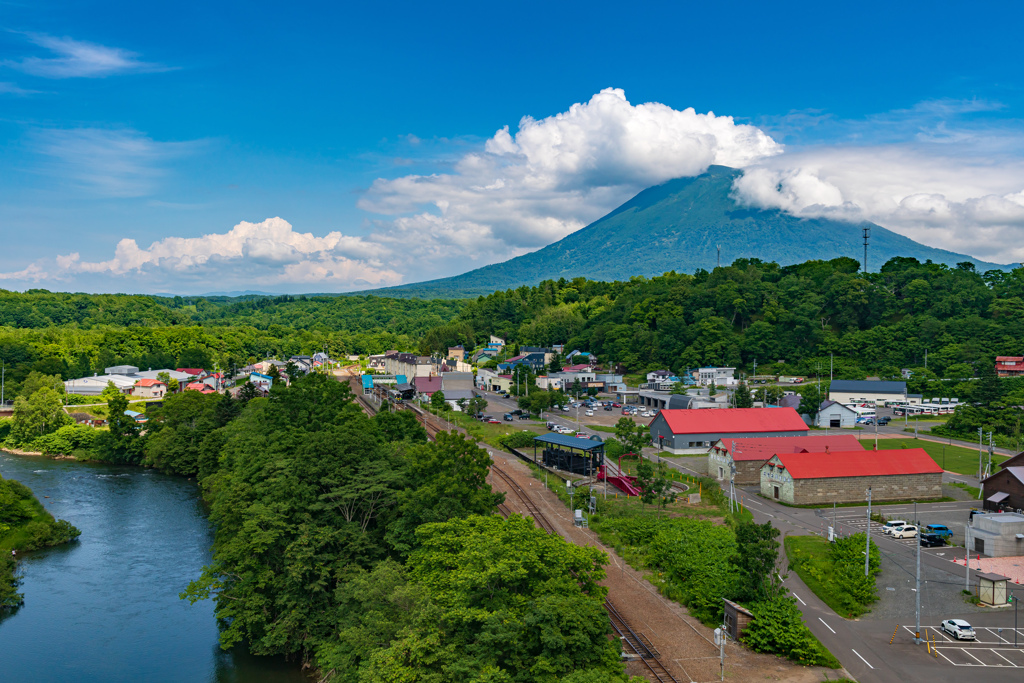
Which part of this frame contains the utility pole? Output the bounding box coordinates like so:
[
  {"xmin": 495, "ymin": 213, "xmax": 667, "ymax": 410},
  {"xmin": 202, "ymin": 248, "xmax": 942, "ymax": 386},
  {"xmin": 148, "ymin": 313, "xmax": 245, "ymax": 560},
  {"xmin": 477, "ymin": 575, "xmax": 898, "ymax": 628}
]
[
  {"xmin": 865, "ymin": 487, "xmax": 872, "ymax": 576},
  {"xmin": 717, "ymin": 244, "xmax": 721, "ymax": 269},
  {"xmin": 965, "ymin": 524, "xmax": 971, "ymax": 591},
  {"xmin": 830, "ymin": 352, "xmax": 833, "ymax": 382},
  {"xmin": 862, "ymin": 226, "xmax": 870, "ymax": 274},
  {"xmin": 915, "ymin": 523, "xmax": 922, "ymax": 644},
  {"xmin": 978, "ymin": 427, "xmax": 985, "ymax": 480}
]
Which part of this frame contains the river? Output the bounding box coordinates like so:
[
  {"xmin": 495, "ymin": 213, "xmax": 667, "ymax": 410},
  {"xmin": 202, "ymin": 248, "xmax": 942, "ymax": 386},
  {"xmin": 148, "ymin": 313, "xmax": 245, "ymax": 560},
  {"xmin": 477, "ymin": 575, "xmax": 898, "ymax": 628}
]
[{"xmin": 0, "ymin": 451, "xmax": 310, "ymax": 683}]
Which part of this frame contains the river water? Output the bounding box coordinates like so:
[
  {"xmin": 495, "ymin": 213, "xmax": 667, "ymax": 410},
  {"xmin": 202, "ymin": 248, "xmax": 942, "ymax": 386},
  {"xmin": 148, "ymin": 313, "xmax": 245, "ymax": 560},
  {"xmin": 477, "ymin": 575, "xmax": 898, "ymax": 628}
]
[{"xmin": 0, "ymin": 451, "xmax": 309, "ymax": 683}]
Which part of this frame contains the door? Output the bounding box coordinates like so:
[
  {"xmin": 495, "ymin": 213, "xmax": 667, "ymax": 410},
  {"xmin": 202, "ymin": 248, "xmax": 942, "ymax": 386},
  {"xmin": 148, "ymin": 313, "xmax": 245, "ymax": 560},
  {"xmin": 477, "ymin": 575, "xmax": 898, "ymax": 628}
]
[
  {"xmin": 975, "ymin": 538, "xmax": 985, "ymax": 554},
  {"xmin": 719, "ymin": 467, "xmax": 724, "ymax": 479},
  {"xmin": 773, "ymin": 486, "xmax": 780, "ymax": 500}
]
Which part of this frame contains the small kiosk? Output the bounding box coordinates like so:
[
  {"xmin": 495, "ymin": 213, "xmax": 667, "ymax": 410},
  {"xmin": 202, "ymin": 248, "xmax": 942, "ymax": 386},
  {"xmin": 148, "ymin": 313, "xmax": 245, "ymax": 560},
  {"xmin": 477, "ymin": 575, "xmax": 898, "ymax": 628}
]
[{"xmin": 978, "ymin": 572, "xmax": 1010, "ymax": 606}]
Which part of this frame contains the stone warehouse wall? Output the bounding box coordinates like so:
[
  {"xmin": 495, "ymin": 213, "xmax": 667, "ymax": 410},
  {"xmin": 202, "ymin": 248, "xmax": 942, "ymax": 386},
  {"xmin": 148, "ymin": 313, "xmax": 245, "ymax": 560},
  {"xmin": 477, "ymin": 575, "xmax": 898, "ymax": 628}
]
[{"xmin": 790, "ymin": 473, "xmax": 942, "ymax": 505}]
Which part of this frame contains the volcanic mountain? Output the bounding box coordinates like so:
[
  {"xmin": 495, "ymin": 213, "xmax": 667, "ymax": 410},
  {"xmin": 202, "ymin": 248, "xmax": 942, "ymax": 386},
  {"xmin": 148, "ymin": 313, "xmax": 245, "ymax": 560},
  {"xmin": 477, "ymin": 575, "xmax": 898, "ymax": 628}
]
[{"xmin": 365, "ymin": 165, "xmax": 1006, "ymax": 299}]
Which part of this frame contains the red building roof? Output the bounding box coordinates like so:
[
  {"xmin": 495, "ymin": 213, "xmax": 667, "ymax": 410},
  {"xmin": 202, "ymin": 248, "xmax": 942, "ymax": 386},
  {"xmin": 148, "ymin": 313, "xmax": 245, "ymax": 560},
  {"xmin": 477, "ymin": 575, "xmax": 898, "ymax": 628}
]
[
  {"xmin": 176, "ymin": 368, "xmax": 205, "ymax": 376},
  {"xmin": 134, "ymin": 378, "xmax": 166, "ymax": 387},
  {"xmin": 185, "ymin": 382, "xmax": 214, "ymax": 393},
  {"xmin": 413, "ymin": 376, "xmax": 442, "ymax": 394},
  {"xmin": 768, "ymin": 448, "xmax": 941, "ymax": 479},
  {"xmin": 718, "ymin": 435, "xmax": 863, "ymax": 461},
  {"xmin": 657, "ymin": 407, "xmax": 807, "ymax": 435},
  {"xmin": 562, "ymin": 364, "xmax": 591, "ymax": 372},
  {"xmin": 995, "ymin": 356, "xmax": 1023, "ymax": 362}
]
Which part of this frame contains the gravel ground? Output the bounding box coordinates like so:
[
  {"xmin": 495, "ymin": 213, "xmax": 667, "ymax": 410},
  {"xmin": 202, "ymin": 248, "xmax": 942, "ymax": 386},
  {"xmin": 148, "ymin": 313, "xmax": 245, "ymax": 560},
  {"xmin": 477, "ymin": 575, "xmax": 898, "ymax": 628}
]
[{"xmin": 488, "ymin": 451, "xmax": 841, "ymax": 683}]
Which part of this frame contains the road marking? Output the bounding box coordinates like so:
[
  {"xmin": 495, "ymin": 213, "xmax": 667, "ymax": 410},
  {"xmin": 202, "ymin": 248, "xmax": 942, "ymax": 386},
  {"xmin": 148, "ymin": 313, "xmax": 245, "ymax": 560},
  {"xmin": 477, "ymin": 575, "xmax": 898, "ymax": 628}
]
[
  {"xmin": 983, "ymin": 627, "xmax": 1011, "ymax": 643},
  {"xmin": 793, "ymin": 592, "xmax": 806, "ymax": 606},
  {"xmin": 851, "ymin": 649, "xmax": 874, "ymax": 669},
  {"xmin": 819, "ymin": 618, "xmax": 836, "ymax": 634},
  {"xmin": 934, "ymin": 648, "xmax": 958, "ymax": 666},
  {"xmin": 992, "ymin": 649, "xmax": 1016, "ymax": 665},
  {"xmin": 963, "ymin": 649, "xmax": 986, "ymax": 665}
]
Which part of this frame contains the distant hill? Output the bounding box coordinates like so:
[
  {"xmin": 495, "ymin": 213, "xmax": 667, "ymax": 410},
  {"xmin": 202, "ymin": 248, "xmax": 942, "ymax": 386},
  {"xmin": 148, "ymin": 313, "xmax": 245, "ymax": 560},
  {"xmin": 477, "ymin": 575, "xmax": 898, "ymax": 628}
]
[{"xmin": 364, "ymin": 165, "xmax": 1009, "ymax": 299}]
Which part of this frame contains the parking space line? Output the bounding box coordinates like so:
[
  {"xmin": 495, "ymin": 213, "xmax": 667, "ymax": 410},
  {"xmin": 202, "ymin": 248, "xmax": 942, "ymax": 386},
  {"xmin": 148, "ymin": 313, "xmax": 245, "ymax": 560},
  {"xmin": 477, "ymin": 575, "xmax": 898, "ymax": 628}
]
[
  {"xmin": 963, "ymin": 650, "xmax": 986, "ymax": 665},
  {"xmin": 992, "ymin": 650, "xmax": 1016, "ymax": 666},
  {"xmin": 934, "ymin": 649, "xmax": 959, "ymax": 666},
  {"xmin": 984, "ymin": 627, "xmax": 1011, "ymax": 644},
  {"xmin": 851, "ymin": 649, "xmax": 874, "ymax": 669}
]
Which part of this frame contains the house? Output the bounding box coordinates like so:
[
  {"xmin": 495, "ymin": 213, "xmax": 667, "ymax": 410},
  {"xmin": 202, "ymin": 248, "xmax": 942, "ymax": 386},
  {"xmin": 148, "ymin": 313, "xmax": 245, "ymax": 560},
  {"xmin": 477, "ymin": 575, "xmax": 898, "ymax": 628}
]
[
  {"xmin": 497, "ymin": 352, "xmax": 548, "ymax": 373},
  {"xmin": 646, "ymin": 370, "xmax": 673, "ymax": 383},
  {"xmin": 707, "ymin": 435, "xmax": 863, "ymax": 485},
  {"xmin": 648, "ymin": 407, "xmax": 809, "ymax": 455},
  {"xmin": 123, "ymin": 409, "xmax": 148, "ymax": 423},
  {"xmin": 249, "ymin": 372, "xmax": 273, "ymax": 390},
  {"xmin": 64, "ymin": 374, "xmax": 137, "ymax": 396},
  {"xmin": 760, "ymin": 448, "xmax": 943, "ymax": 504},
  {"xmin": 367, "ymin": 354, "xmax": 387, "ymax": 370},
  {"xmin": 289, "ymin": 356, "xmax": 313, "ymax": 374},
  {"xmin": 185, "ymin": 382, "xmax": 216, "ymax": 394},
  {"xmin": 698, "ymin": 367, "xmax": 737, "ymax": 387},
  {"xmin": 176, "ymin": 368, "xmax": 208, "ymax": 379},
  {"xmin": 520, "ymin": 346, "xmax": 554, "ymax": 364},
  {"xmin": 413, "ymin": 375, "xmax": 442, "ymax": 399},
  {"xmin": 828, "ymin": 379, "xmax": 907, "ymax": 406},
  {"xmin": 254, "ymin": 360, "xmax": 286, "ymax": 375},
  {"xmin": 447, "ymin": 346, "xmax": 466, "ymax": 362},
  {"xmin": 489, "ymin": 375, "xmax": 514, "ymax": 393},
  {"xmin": 474, "ymin": 348, "xmax": 498, "ymax": 363},
  {"xmin": 132, "ymin": 378, "xmax": 166, "ymax": 399},
  {"xmin": 535, "ymin": 375, "xmax": 564, "ymax": 391},
  {"xmin": 969, "ymin": 513, "xmax": 1024, "ymax": 557},
  {"xmin": 982, "ymin": 451, "xmax": 1024, "ymax": 512},
  {"xmin": 815, "ymin": 400, "xmax": 859, "ymax": 428},
  {"xmin": 384, "ymin": 352, "xmax": 433, "ymax": 379},
  {"xmin": 441, "ymin": 389, "xmax": 476, "ymax": 411},
  {"xmin": 639, "ymin": 391, "xmax": 696, "ymax": 411},
  {"xmin": 996, "ymin": 357, "xmax": 1024, "ymax": 378},
  {"xmin": 489, "ymin": 336, "xmax": 505, "ymax": 347}
]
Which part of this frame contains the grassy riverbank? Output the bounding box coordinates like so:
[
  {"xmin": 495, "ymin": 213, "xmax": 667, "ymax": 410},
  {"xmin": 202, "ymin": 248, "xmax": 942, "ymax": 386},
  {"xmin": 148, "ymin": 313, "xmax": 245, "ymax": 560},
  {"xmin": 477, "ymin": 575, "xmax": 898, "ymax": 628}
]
[{"xmin": 0, "ymin": 472, "xmax": 82, "ymax": 611}]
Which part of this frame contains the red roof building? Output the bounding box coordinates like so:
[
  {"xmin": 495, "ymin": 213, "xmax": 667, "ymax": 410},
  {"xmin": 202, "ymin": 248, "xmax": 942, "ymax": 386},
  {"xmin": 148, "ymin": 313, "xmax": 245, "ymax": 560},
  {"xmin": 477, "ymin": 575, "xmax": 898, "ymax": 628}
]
[
  {"xmin": 413, "ymin": 376, "xmax": 442, "ymax": 396},
  {"xmin": 761, "ymin": 448, "xmax": 943, "ymax": 504},
  {"xmin": 650, "ymin": 407, "xmax": 809, "ymax": 454},
  {"xmin": 184, "ymin": 382, "xmax": 216, "ymax": 394},
  {"xmin": 177, "ymin": 368, "xmax": 207, "ymax": 377},
  {"xmin": 708, "ymin": 435, "xmax": 863, "ymax": 485},
  {"xmin": 132, "ymin": 378, "xmax": 167, "ymax": 399},
  {"xmin": 996, "ymin": 356, "xmax": 1024, "ymax": 378}
]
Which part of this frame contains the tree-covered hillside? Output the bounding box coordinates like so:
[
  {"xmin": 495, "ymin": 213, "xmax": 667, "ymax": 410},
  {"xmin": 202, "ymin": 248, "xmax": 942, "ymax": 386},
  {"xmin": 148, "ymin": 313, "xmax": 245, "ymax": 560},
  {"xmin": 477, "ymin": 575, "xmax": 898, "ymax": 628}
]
[{"xmin": 429, "ymin": 256, "xmax": 1024, "ymax": 381}]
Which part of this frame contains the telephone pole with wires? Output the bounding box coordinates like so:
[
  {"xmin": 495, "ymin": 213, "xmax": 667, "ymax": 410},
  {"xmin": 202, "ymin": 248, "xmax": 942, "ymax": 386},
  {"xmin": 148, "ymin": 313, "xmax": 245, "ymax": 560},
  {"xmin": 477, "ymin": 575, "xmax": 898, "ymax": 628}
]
[{"xmin": 862, "ymin": 227, "xmax": 870, "ymax": 274}]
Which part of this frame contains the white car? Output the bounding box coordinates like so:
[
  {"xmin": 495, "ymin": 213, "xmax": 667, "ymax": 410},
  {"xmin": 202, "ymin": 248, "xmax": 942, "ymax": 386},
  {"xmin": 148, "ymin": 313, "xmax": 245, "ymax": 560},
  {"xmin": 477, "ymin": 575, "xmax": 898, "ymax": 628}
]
[
  {"xmin": 882, "ymin": 520, "xmax": 907, "ymax": 535},
  {"xmin": 585, "ymin": 410, "xmax": 594, "ymax": 416},
  {"xmin": 940, "ymin": 619, "xmax": 976, "ymax": 640},
  {"xmin": 892, "ymin": 525, "xmax": 918, "ymax": 539}
]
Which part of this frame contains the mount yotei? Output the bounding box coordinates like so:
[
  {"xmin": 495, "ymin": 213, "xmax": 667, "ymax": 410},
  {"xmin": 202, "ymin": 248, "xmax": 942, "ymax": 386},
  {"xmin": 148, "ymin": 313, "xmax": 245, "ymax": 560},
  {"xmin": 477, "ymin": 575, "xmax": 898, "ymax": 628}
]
[{"xmin": 368, "ymin": 165, "xmax": 1006, "ymax": 299}]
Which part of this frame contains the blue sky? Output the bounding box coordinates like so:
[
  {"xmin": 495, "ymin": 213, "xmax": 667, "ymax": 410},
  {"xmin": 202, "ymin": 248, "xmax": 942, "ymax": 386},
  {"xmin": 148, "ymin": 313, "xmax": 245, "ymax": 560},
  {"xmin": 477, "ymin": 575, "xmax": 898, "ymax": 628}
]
[{"xmin": 2, "ymin": 1, "xmax": 1024, "ymax": 293}]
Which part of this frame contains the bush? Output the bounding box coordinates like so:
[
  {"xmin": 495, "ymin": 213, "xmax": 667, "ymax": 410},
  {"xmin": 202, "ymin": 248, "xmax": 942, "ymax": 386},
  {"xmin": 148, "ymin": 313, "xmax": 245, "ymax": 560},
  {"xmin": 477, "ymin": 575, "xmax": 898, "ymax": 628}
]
[
  {"xmin": 29, "ymin": 424, "xmax": 98, "ymax": 456},
  {"xmin": 744, "ymin": 596, "xmax": 840, "ymax": 667},
  {"xmin": 499, "ymin": 430, "xmax": 538, "ymax": 449},
  {"xmin": 0, "ymin": 553, "xmax": 22, "ymax": 610}
]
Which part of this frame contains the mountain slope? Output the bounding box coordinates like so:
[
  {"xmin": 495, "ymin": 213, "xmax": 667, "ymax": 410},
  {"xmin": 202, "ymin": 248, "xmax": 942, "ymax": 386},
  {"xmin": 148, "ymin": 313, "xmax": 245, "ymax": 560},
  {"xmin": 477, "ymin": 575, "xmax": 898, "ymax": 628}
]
[{"xmin": 366, "ymin": 165, "xmax": 1007, "ymax": 299}]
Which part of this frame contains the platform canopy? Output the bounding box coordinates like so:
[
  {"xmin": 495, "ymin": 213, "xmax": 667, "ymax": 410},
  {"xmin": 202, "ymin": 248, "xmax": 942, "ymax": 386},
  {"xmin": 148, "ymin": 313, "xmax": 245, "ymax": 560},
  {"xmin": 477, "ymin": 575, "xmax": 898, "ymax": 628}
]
[{"xmin": 533, "ymin": 433, "xmax": 605, "ymax": 451}]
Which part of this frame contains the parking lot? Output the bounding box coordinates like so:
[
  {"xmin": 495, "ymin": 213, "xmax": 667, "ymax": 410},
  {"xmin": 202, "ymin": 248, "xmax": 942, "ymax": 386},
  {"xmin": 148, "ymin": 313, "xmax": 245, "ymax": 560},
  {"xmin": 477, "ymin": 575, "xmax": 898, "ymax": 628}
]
[
  {"xmin": 901, "ymin": 625, "xmax": 1024, "ymax": 667},
  {"xmin": 826, "ymin": 501, "xmax": 975, "ymax": 547}
]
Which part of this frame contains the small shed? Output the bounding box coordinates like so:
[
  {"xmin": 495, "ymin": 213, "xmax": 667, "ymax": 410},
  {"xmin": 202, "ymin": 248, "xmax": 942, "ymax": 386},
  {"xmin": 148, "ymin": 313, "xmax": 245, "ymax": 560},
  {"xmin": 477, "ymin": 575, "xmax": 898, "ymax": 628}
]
[
  {"xmin": 978, "ymin": 572, "xmax": 1010, "ymax": 606},
  {"xmin": 723, "ymin": 599, "xmax": 754, "ymax": 640}
]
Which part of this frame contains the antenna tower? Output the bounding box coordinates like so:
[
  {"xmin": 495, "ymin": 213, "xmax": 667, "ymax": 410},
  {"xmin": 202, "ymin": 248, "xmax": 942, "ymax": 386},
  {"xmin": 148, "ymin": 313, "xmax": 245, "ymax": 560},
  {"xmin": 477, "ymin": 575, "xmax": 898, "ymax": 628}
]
[{"xmin": 862, "ymin": 227, "xmax": 870, "ymax": 274}]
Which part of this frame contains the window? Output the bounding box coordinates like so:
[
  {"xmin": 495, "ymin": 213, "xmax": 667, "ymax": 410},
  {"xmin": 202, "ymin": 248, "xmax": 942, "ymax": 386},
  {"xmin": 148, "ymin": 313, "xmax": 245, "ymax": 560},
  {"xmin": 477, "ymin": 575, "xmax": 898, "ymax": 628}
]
[
  {"xmin": 719, "ymin": 467, "xmax": 724, "ymax": 479},
  {"xmin": 975, "ymin": 538, "xmax": 985, "ymax": 554}
]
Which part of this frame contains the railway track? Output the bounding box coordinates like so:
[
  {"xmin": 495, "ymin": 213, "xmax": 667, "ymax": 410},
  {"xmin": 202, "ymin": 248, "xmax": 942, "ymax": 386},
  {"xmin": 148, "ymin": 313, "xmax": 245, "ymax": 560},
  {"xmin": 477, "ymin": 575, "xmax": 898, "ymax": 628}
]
[
  {"xmin": 606, "ymin": 601, "xmax": 681, "ymax": 683},
  {"xmin": 491, "ymin": 464, "xmax": 679, "ymax": 683}
]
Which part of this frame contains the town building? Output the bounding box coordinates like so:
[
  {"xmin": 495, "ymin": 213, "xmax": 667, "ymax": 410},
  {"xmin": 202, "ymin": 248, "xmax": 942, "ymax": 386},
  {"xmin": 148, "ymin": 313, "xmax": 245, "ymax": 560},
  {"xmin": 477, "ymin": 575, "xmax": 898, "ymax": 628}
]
[
  {"xmin": 440, "ymin": 371, "xmax": 474, "ymax": 392},
  {"xmin": 697, "ymin": 367, "xmax": 737, "ymax": 387},
  {"xmin": 447, "ymin": 346, "xmax": 466, "ymax": 362},
  {"xmin": 815, "ymin": 400, "xmax": 859, "ymax": 428},
  {"xmin": 982, "ymin": 451, "xmax": 1024, "ymax": 512},
  {"xmin": 185, "ymin": 382, "xmax": 216, "ymax": 394},
  {"xmin": 827, "ymin": 379, "xmax": 907, "ymax": 406},
  {"xmin": 970, "ymin": 512, "xmax": 1024, "ymax": 557},
  {"xmin": 497, "ymin": 352, "xmax": 547, "ymax": 373},
  {"xmin": 996, "ymin": 356, "xmax": 1024, "ymax": 378},
  {"xmin": 535, "ymin": 375, "xmax": 564, "ymax": 391},
  {"xmin": 132, "ymin": 378, "xmax": 167, "ymax": 399},
  {"xmin": 413, "ymin": 376, "xmax": 442, "ymax": 399},
  {"xmin": 474, "ymin": 348, "xmax": 498, "ymax": 363},
  {"xmin": 383, "ymin": 352, "xmax": 433, "ymax": 379},
  {"xmin": 249, "ymin": 372, "xmax": 273, "ymax": 390},
  {"xmin": 648, "ymin": 407, "xmax": 808, "ymax": 455},
  {"xmin": 707, "ymin": 434, "xmax": 863, "ymax": 485},
  {"xmin": 64, "ymin": 365, "xmax": 193, "ymax": 396},
  {"xmin": 760, "ymin": 448, "xmax": 942, "ymax": 505}
]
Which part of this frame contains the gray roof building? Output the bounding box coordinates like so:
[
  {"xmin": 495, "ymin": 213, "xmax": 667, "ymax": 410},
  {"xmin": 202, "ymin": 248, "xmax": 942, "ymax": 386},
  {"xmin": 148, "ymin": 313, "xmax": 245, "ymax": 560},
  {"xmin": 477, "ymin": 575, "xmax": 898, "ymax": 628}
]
[{"xmin": 829, "ymin": 380, "xmax": 907, "ymax": 394}]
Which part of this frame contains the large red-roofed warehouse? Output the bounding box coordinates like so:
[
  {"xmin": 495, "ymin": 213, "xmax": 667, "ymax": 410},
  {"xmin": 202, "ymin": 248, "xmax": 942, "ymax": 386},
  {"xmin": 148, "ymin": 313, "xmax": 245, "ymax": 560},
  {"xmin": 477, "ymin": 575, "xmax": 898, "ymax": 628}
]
[
  {"xmin": 760, "ymin": 448, "xmax": 943, "ymax": 505},
  {"xmin": 648, "ymin": 407, "xmax": 808, "ymax": 455},
  {"xmin": 708, "ymin": 435, "xmax": 863, "ymax": 485}
]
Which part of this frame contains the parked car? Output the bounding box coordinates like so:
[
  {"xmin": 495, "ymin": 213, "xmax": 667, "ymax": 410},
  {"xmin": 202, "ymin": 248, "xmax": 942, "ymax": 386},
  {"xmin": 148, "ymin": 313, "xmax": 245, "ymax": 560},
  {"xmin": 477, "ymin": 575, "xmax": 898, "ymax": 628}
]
[
  {"xmin": 919, "ymin": 533, "xmax": 945, "ymax": 547},
  {"xmin": 503, "ymin": 413, "xmax": 514, "ymax": 422},
  {"xmin": 876, "ymin": 416, "xmax": 891, "ymax": 425},
  {"xmin": 603, "ymin": 405, "xmax": 613, "ymax": 411},
  {"xmin": 882, "ymin": 520, "xmax": 907, "ymax": 535},
  {"xmin": 518, "ymin": 413, "xmax": 531, "ymax": 420},
  {"xmin": 924, "ymin": 524, "xmax": 952, "ymax": 539},
  {"xmin": 546, "ymin": 421, "xmax": 557, "ymax": 430},
  {"xmin": 486, "ymin": 418, "xmax": 501, "ymax": 424},
  {"xmin": 611, "ymin": 403, "xmax": 621, "ymax": 408},
  {"xmin": 941, "ymin": 619, "xmax": 976, "ymax": 640},
  {"xmin": 892, "ymin": 525, "xmax": 918, "ymax": 539},
  {"xmin": 585, "ymin": 410, "xmax": 594, "ymax": 416}
]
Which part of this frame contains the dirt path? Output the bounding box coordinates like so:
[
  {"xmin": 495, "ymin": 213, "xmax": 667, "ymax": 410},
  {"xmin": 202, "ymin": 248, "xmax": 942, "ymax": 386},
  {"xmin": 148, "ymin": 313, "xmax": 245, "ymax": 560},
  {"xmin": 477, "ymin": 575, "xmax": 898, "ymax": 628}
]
[{"xmin": 487, "ymin": 451, "xmax": 836, "ymax": 683}]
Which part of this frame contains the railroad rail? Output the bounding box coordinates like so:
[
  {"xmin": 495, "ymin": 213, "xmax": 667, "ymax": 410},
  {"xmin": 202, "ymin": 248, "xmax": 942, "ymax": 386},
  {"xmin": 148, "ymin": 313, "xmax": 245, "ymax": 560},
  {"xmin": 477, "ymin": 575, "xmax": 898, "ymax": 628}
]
[
  {"xmin": 606, "ymin": 600, "xmax": 681, "ymax": 683},
  {"xmin": 490, "ymin": 464, "xmax": 557, "ymax": 534}
]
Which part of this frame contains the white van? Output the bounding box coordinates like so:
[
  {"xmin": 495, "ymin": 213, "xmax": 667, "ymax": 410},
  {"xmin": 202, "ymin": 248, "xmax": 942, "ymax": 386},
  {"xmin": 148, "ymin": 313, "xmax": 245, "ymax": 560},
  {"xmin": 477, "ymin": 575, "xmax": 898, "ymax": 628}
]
[{"xmin": 882, "ymin": 520, "xmax": 907, "ymax": 535}]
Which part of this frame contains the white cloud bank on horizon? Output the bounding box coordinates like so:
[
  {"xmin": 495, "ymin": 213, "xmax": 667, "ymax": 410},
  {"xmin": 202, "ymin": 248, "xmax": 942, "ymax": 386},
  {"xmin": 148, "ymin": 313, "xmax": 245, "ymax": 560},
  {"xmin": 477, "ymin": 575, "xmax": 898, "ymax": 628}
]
[{"xmin": 5, "ymin": 88, "xmax": 1024, "ymax": 292}]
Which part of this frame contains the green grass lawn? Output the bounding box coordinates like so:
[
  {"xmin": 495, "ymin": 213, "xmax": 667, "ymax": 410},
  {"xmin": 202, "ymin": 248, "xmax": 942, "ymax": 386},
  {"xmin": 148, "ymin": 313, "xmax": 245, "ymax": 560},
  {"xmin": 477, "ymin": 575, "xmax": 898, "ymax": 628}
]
[
  {"xmin": 874, "ymin": 437, "xmax": 1003, "ymax": 475},
  {"xmin": 434, "ymin": 409, "xmax": 548, "ymax": 448},
  {"xmin": 784, "ymin": 535, "xmax": 876, "ymax": 618}
]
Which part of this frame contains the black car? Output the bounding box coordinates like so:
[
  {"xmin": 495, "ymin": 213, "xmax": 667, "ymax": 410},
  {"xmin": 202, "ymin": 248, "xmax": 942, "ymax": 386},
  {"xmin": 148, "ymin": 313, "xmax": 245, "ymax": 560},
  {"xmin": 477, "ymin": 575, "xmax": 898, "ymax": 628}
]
[
  {"xmin": 877, "ymin": 416, "xmax": 891, "ymax": 426},
  {"xmin": 919, "ymin": 533, "xmax": 945, "ymax": 547}
]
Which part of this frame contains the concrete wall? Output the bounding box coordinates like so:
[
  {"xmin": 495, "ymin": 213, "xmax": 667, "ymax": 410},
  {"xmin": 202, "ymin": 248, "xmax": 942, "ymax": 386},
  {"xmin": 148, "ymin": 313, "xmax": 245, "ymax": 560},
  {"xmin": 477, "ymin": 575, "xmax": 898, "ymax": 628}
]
[
  {"xmin": 972, "ymin": 513, "xmax": 1024, "ymax": 557},
  {"xmin": 761, "ymin": 469, "xmax": 943, "ymax": 504},
  {"xmin": 816, "ymin": 403, "xmax": 856, "ymax": 428}
]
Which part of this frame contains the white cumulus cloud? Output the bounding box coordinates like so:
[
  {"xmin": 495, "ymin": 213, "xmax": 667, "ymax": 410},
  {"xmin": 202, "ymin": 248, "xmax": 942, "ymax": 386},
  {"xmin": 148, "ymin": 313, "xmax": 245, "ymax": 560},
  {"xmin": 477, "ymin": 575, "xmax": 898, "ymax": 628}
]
[
  {"xmin": 359, "ymin": 87, "xmax": 782, "ymax": 255},
  {"xmin": 731, "ymin": 143, "xmax": 1024, "ymax": 263}
]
